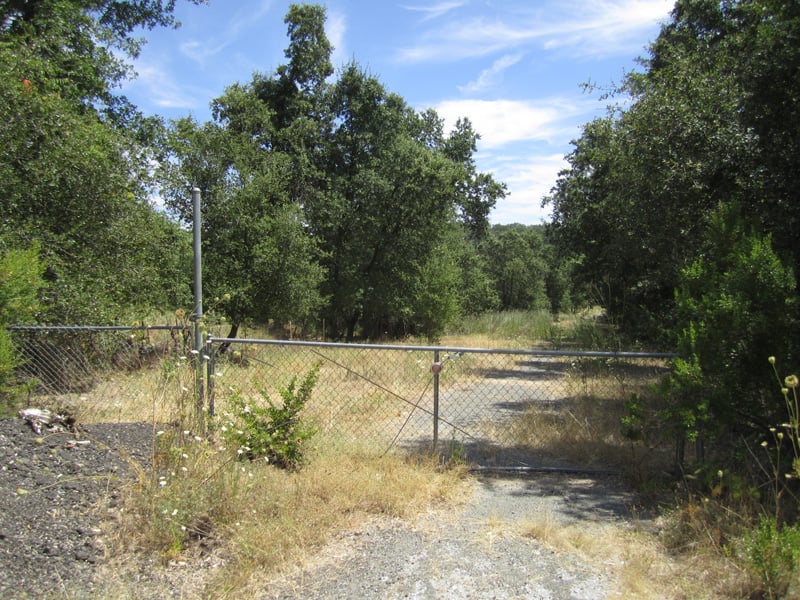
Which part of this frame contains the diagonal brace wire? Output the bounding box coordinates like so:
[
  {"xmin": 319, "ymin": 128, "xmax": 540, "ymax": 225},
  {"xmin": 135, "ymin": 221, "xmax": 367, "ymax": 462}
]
[{"xmin": 308, "ymin": 348, "xmax": 478, "ymax": 445}]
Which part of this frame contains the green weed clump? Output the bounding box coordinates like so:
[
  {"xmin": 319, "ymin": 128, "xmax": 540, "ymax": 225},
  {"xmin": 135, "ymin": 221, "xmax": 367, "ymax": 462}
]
[
  {"xmin": 222, "ymin": 363, "xmax": 321, "ymax": 469},
  {"xmin": 744, "ymin": 515, "xmax": 800, "ymax": 599}
]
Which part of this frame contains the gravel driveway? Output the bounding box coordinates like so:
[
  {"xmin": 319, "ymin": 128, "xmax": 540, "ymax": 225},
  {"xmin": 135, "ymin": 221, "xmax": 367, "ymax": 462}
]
[
  {"xmin": 0, "ymin": 417, "xmax": 155, "ymax": 598},
  {"xmin": 260, "ymin": 471, "xmax": 637, "ymax": 599}
]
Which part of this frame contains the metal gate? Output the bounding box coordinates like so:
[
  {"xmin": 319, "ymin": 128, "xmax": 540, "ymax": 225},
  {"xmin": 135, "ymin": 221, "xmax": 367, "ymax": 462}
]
[{"xmin": 206, "ymin": 338, "xmax": 673, "ymax": 470}]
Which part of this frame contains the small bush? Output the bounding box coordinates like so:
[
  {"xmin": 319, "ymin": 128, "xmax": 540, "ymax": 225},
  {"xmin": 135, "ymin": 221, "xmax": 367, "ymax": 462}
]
[
  {"xmin": 744, "ymin": 515, "xmax": 800, "ymax": 599},
  {"xmin": 223, "ymin": 363, "xmax": 320, "ymax": 469},
  {"xmin": 0, "ymin": 244, "xmax": 43, "ymax": 413},
  {"xmin": 672, "ymin": 206, "xmax": 799, "ymax": 438}
]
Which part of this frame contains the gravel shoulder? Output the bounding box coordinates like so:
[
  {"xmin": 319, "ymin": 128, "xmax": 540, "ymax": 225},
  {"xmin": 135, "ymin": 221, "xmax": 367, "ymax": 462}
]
[
  {"xmin": 0, "ymin": 416, "xmax": 648, "ymax": 599},
  {"xmin": 0, "ymin": 417, "xmax": 154, "ymax": 598}
]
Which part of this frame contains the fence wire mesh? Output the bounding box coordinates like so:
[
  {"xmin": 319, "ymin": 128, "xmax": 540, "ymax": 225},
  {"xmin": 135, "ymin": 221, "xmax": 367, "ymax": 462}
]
[
  {"xmin": 8, "ymin": 326, "xmax": 195, "ymax": 424},
  {"xmin": 8, "ymin": 327, "xmax": 674, "ymax": 469},
  {"xmin": 208, "ymin": 338, "xmax": 673, "ymax": 469}
]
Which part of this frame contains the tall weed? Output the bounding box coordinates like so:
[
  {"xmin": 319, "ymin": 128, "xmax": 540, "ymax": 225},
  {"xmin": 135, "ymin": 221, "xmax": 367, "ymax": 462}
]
[{"xmin": 450, "ymin": 309, "xmax": 555, "ymax": 343}]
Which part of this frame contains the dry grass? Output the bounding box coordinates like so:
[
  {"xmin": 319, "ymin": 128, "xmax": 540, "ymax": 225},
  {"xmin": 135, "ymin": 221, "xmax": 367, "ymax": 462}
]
[
  {"xmin": 102, "ymin": 433, "xmax": 466, "ymax": 597},
  {"xmin": 502, "ymin": 393, "xmax": 672, "ymax": 473},
  {"xmin": 522, "ymin": 511, "xmax": 749, "ymax": 599}
]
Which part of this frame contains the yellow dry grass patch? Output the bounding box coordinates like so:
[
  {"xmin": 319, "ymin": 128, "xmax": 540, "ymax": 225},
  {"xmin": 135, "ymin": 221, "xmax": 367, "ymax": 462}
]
[
  {"xmin": 522, "ymin": 511, "xmax": 747, "ymax": 599},
  {"xmin": 103, "ymin": 433, "xmax": 467, "ymax": 597}
]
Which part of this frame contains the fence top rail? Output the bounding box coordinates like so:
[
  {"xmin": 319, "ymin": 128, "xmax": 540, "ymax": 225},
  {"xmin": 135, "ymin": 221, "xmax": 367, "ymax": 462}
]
[
  {"xmin": 207, "ymin": 337, "xmax": 677, "ymax": 359},
  {"xmin": 8, "ymin": 325, "xmax": 190, "ymax": 332}
]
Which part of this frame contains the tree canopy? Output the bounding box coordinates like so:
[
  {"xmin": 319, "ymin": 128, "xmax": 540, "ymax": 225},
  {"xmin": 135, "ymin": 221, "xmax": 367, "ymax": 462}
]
[
  {"xmin": 0, "ymin": 0, "xmax": 198, "ymax": 321},
  {"xmin": 164, "ymin": 3, "xmax": 506, "ymax": 341},
  {"xmin": 547, "ymin": 0, "xmax": 800, "ymax": 451},
  {"xmin": 548, "ymin": 0, "xmax": 800, "ymax": 341}
]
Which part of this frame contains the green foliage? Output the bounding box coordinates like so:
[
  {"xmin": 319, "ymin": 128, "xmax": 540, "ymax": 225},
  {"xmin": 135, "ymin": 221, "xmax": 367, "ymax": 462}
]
[
  {"xmin": 673, "ymin": 206, "xmax": 799, "ymax": 434},
  {"xmin": 454, "ymin": 237, "xmax": 500, "ymax": 317},
  {"xmin": 0, "ymin": 330, "xmax": 18, "ymax": 412},
  {"xmin": 620, "ymin": 393, "xmax": 648, "ymax": 443},
  {"xmin": 224, "ymin": 364, "xmax": 321, "ymax": 470},
  {"xmin": 165, "ymin": 5, "xmax": 505, "ymax": 342},
  {"xmin": 547, "ymin": 0, "xmax": 800, "ymax": 343},
  {"xmin": 0, "ymin": 245, "xmax": 43, "ymax": 409},
  {"xmin": 0, "ymin": 1, "xmax": 195, "ymax": 323},
  {"xmin": 0, "ymin": 244, "xmax": 42, "ymax": 325},
  {"xmin": 481, "ymin": 225, "xmax": 550, "ymax": 312},
  {"xmin": 663, "ymin": 350, "xmax": 708, "ymax": 437},
  {"xmin": 630, "ymin": 206, "xmax": 800, "ymax": 473},
  {"xmin": 0, "ymin": 0, "xmax": 205, "ymax": 118},
  {"xmin": 163, "ymin": 112, "xmax": 324, "ymax": 331},
  {"xmin": 544, "ymin": 254, "xmax": 577, "ymax": 315},
  {"xmin": 413, "ymin": 229, "xmax": 463, "ymax": 342},
  {"xmin": 744, "ymin": 516, "xmax": 800, "ymax": 599}
]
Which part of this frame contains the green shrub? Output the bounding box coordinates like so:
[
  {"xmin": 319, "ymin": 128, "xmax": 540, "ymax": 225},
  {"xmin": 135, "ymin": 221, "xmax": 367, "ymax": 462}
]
[
  {"xmin": 671, "ymin": 205, "xmax": 799, "ymax": 440},
  {"xmin": 0, "ymin": 244, "xmax": 43, "ymax": 412},
  {"xmin": 223, "ymin": 363, "xmax": 321, "ymax": 469},
  {"xmin": 744, "ymin": 515, "xmax": 800, "ymax": 599}
]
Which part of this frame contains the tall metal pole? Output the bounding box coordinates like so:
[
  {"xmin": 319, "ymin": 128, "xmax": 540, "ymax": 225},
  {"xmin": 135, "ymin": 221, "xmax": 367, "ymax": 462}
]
[
  {"xmin": 432, "ymin": 350, "xmax": 440, "ymax": 452},
  {"xmin": 192, "ymin": 187, "xmax": 203, "ymax": 353},
  {"xmin": 192, "ymin": 187, "xmax": 204, "ymax": 421}
]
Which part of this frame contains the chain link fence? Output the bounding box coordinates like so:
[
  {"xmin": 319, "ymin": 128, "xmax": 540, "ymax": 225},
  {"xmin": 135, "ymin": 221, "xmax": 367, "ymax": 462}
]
[
  {"xmin": 206, "ymin": 338, "xmax": 674, "ymax": 469},
  {"xmin": 7, "ymin": 325, "xmax": 194, "ymax": 424},
  {"xmin": 7, "ymin": 326, "xmax": 675, "ymax": 470}
]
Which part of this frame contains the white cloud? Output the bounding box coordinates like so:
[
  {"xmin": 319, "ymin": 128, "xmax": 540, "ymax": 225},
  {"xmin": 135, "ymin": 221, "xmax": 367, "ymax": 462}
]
[
  {"xmin": 458, "ymin": 53, "xmax": 524, "ymax": 94},
  {"xmin": 434, "ymin": 97, "xmax": 594, "ymax": 149},
  {"xmin": 180, "ymin": 0, "xmax": 275, "ymax": 64},
  {"xmin": 179, "ymin": 39, "xmax": 229, "ymax": 63},
  {"xmin": 326, "ymin": 9, "xmax": 348, "ymax": 70},
  {"xmin": 395, "ymin": 0, "xmax": 672, "ymax": 64},
  {"xmin": 401, "ymin": 1, "xmax": 466, "ymax": 21},
  {"xmin": 430, "ymin": 96, "xmax": 594, "ymax": 223},
  {"xmin": 487, "ymin": 153, "xmax": 566, "ymax": 224},
  {"xmin": 128, "ymin": 63, "xmax": 206, "ymax": 111}
]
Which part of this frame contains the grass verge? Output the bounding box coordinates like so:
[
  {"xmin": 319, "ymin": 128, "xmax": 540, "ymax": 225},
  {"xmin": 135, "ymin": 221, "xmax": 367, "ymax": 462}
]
[{"xmin": 102, "ymin": 434, "xmax": 466, "ymax": 597}]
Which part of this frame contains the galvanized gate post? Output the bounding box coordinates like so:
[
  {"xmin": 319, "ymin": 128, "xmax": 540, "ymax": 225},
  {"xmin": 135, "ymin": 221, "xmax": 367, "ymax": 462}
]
[
  {"xmin": 206, "ymin": 333, "xmax": 215, "ymax": 418},
  {"xmin": 432, "ymin": 349, "xmax": 440, "ymax": 452},
  {"xmin": 192, "ymin": 186, "xmax": 204, "ymax": 422}
]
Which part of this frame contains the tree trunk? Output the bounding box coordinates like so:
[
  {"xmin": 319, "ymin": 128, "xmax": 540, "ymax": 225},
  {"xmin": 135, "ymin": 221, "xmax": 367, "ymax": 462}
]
[{"xmin": 218, "ymin": 322, "xmax": 239, "ymax": 354}]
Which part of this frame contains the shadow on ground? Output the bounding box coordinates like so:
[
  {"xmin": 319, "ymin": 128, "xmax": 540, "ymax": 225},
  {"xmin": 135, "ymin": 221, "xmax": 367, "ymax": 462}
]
[{"xmin": 472, "ymin": 470, "xmax": 647, "ymax": 524}]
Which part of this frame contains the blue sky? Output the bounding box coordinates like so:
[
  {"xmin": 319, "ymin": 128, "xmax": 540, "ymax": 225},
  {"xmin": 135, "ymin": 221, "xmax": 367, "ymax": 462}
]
[{"xmin": 122, "ymin": 0, "xmax": 674, "ymax": 224}]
